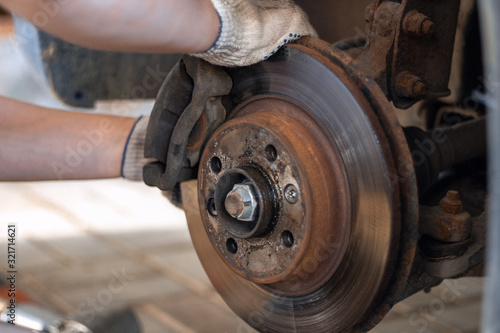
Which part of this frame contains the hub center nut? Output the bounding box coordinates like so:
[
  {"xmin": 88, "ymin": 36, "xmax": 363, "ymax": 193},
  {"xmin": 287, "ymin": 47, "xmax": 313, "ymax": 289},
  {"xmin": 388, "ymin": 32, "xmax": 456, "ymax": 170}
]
[{"xmin": 225, "ymin": 184, "xmax": 259, "ymax": 222}]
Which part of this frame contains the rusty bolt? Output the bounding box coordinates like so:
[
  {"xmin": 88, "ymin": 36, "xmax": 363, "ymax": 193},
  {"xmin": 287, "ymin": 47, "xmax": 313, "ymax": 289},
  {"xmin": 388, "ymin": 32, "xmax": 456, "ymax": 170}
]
[
  {"xmin": 413, "ymin": 81, "xmax": 427, "ymax": 97},
  {"xmin": 395, "ymin": 71, "xmax": 427, "ymax": 98},
  {"xmin": 440, "ymin": 190, "xmax": 463, "ymax": 215},
  {"xmin": 419, "ymin": 190, "xmax": 472, "ymax": 243},
  {"xmin": 403, "ymin": 11, "xmax": 435, "ymax": 37},
  {"xmin": 225, "ymin": 184, "xmax": 259, "ymax": 222},
  {"xmin": 421, "ymin": 19, "xmax": 435, "ymax": 35}
]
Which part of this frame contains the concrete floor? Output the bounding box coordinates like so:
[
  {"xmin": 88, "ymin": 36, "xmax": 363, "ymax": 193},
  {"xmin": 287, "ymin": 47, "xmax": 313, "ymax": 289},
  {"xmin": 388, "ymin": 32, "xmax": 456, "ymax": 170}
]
[{"xmin": 0, "ymin": 17, "xmax": 485, "ymax": 333}]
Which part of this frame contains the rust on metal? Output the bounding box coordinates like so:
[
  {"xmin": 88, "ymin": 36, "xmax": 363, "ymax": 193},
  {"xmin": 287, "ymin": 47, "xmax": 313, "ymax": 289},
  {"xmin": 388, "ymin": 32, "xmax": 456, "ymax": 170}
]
[
  {"xmin": 294, "ymin": 37, "xmax": 418, "ymax": 331},
  {"xmin": 179, "ymin": 36, "xmax": 485, "ymax": 333},
  {"xmin": 395, "ymin": 71, "xmax": 427, "ymax": 99},
  {"xmin": 357, "ymin": 0, "xmax": 461, "ymax": 109},
  {"xmin": 198, "ymin": 96, "xmax": 351, "ymax": 295},
  {"xmin": 224, "ymin": 192, "xmax": 245, "ymax": 218},
  {"xmin": 402, "ymin": 10, "xmax": 435, "ymax": 37},
  {"xmin": 440, "ymin": 190, "xmax": 463, "ymax": 214},
  {"xmin": 144, "ymin": 56, "xmax": 233, "ymax": 191},
  {"xmin": 420, "ymin": 190, "xmax": 473, "ymax": 243},
  {"xmin": 422, "ymin": 212, "xmax": 487, "ymax": 278}
]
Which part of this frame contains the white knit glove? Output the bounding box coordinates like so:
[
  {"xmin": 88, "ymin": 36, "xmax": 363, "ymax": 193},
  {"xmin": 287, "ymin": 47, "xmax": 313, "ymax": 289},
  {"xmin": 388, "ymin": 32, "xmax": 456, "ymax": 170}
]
[
  {"xmin": 121, "ymin": 116, "xmax": 154, "ymax": 181},
  {"xmin": 193, "ymin": 0, "xmax": 317, "ymax": 67}
]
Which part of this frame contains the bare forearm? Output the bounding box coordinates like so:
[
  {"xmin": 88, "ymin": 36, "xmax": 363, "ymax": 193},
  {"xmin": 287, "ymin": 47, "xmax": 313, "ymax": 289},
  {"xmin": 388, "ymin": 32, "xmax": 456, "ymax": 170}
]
[
  {"xmin": 0, "ymin": 0, "xmax": 220, "ymax": 53},
  {"xmin": 0, "ymin": 96, "xmax": 136, "ymax": 181}
]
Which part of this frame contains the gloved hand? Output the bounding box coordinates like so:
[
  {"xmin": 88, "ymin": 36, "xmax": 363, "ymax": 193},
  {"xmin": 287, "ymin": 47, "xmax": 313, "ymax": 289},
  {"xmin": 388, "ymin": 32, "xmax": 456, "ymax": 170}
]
[
  {"xmin": 121, "ymin": 116, "xmax": 152, "ymax": 181},
  {"xmin": 193, "ymin": 0, "xmax": 318, "ymax": 67}
]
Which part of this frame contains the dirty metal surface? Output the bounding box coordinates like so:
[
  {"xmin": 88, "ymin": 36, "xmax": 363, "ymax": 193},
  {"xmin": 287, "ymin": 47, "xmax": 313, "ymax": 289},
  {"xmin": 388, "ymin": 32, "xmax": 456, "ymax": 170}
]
[
  {"xmin": 418, "ymin": 189, "xmax": 486, "ymax": 278},
  {"xmin": 358, "ymin": 0, "xmax": 461, "ymax": 109},
  {"xmin": 292, "ymin": 38, "xmax": 420, "ymax": 331},
  {"xmin": 420, "ymin": 191, "xmax": 473, "ymax": 243},
  {"xmin": 143, "ymin": 57, "xmax": 232, "ymax": 191},
  {"xmin": 422, "ymin": 211, "xmax": 486, "ymax": 279},
  {"xmin": 198, "ymin": 97, "xmax": 351, "ymax": 295},
  {"xmin": 189, "ymin": 39, "xmax": 406, "ymax": 332},
  {"xmin": 165, "ymin": 57, "xmax": 232, "ymax": 190}
]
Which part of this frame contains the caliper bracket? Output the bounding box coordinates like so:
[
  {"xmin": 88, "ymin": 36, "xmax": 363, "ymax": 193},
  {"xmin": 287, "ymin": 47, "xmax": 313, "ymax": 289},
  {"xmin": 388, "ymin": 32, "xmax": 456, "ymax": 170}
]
[{"xmin": 143, "ymin": 56, "xmax": 233, "ymax": 191}]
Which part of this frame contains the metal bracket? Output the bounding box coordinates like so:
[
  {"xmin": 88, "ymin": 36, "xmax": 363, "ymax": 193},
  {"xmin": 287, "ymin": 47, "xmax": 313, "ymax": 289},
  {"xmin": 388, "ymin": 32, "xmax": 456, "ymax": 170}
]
[
  {"xmin": 420, "ymin": 211, "xmax": 486, "ymax": 279},
  {"xmin": 144, "ymin": 57, "xmax": 232, "ymax": 191},
  {"xmin": 358, "ymin": 0, "xmax": 461, "ymax": 109}
]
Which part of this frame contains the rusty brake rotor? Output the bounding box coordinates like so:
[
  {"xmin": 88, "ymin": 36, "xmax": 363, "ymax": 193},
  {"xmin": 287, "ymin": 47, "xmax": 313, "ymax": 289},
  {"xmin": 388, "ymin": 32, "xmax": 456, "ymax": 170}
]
[{"xmin": 186, "ymin": 38, "xmax": 417, "ymax": 332}]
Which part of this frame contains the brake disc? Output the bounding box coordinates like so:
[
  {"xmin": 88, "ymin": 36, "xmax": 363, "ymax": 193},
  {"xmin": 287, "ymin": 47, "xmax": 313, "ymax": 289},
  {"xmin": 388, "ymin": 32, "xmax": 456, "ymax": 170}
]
[{"xmin": 186, "ymin": 38, "xmax": 418, "ymax": 332}]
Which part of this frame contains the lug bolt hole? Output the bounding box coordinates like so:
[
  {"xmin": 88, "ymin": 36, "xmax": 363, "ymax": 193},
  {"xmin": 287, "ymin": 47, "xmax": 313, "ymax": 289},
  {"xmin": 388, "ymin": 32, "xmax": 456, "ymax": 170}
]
[
  {"xmin": 265, "ymin": 145, "xmax": 278, "ymax": 162},
  {"xmin": 207, "ymin": 198, "xmax": 217, "ymax": 217},
  {"xmin": 226, "ymin": 238, "xmax": 238, "ymax": 254},
  {"xmin": 211, "ymin": 157, "xmax": 222, "ymax": 174},
  {"xmin": 281, "ymin": 230, "xmax": 294, "ymax": 248}
]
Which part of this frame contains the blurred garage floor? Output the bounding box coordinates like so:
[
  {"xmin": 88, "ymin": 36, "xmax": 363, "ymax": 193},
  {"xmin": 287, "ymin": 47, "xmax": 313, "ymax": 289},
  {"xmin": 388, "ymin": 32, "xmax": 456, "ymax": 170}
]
[{"xmin": 0, "ymin": 16, "xmax": 485, "ymax": 333}]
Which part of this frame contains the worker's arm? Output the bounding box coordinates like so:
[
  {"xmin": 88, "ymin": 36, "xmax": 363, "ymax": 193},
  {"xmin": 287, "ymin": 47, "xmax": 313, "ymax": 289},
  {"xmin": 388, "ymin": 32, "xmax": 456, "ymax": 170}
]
[
  {"xmin": 0, "ymin": 0, "xmax": 318, "ymax": 182},
  {"xmin": 0, "ymin": 0, "xmax": 220, "ymax": 54},
  {"xmin": 0, "ymin": 96, "xmax": 142, "ymax": 181},
  {"xmin": 0, "ymin": 0, "xmax": 317, "ymax": 67}
]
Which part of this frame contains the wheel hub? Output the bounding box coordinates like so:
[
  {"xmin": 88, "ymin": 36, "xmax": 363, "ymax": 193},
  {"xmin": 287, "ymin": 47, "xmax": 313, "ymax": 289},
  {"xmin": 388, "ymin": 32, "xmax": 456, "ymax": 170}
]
[{"xmin": 199, "ymin": 97, "xmax": 351, "ymax": 294}]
